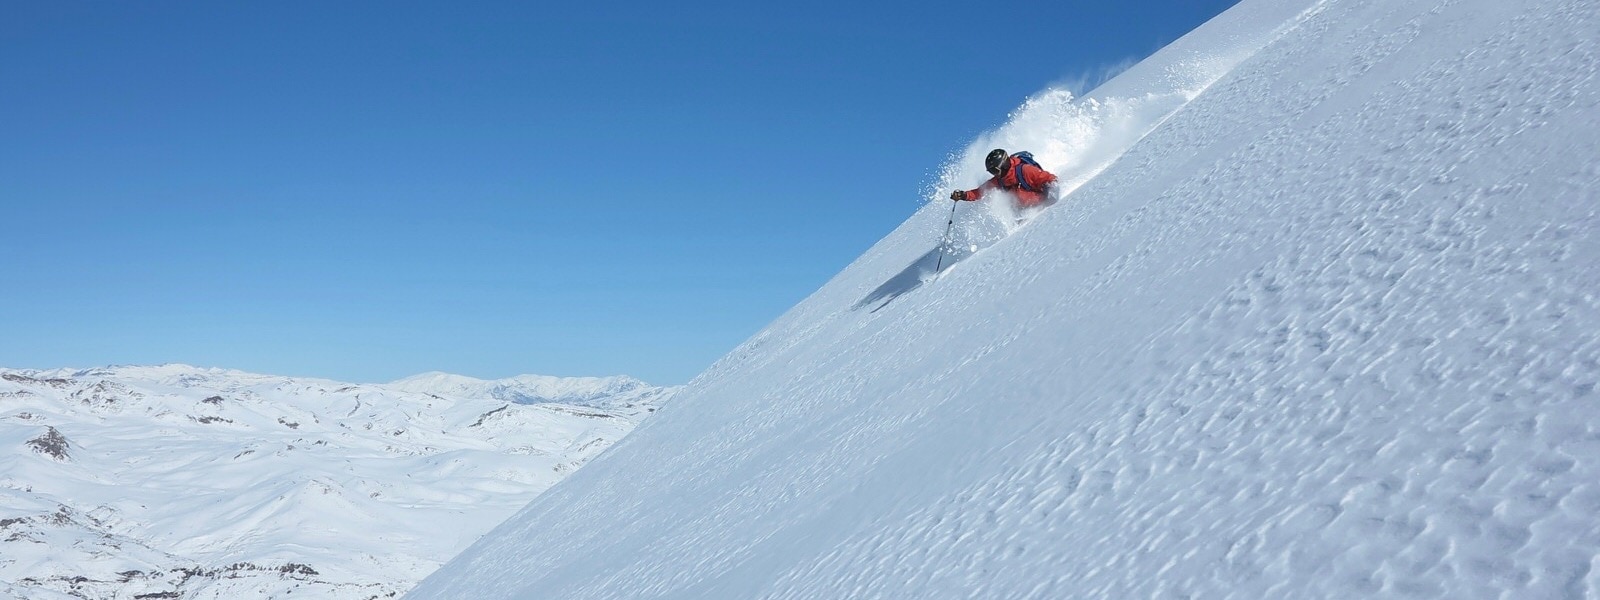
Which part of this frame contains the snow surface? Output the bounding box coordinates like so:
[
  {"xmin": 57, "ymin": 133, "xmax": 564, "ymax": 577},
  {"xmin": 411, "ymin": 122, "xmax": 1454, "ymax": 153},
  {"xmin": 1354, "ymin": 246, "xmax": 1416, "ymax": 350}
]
[
  {"xmin": 386, "ymin": 372, "xmax": 667, "ymax": 409},
  {"xmin": 0, "ymin": 365, "xmax": 675, "ymax": 599},
  {"xmin": 410, "ymin": 0, "xmax": 1600, "ymax": 597}
]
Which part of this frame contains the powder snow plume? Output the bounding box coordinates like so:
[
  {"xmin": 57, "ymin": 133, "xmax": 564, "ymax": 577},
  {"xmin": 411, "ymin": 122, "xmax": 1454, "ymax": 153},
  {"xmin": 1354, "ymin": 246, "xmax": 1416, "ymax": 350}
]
[{"xmin": 936, "ymin": 0, "xmax": 1330, "ymax": 244}]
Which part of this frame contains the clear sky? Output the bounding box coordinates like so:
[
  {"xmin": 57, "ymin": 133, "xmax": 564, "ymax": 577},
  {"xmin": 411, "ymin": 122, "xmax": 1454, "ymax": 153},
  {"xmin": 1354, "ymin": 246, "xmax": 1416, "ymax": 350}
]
[{"xmin": 2, "ymin": 1, "xmax": 1239, "ymax": 385}]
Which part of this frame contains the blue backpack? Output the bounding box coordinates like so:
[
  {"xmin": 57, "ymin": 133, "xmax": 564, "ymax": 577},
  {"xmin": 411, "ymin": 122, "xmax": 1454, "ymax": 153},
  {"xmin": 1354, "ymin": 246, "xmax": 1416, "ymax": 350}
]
[{"xmin": 1008, "ymin": 151, "xmax": 1043, "ymax": 192}]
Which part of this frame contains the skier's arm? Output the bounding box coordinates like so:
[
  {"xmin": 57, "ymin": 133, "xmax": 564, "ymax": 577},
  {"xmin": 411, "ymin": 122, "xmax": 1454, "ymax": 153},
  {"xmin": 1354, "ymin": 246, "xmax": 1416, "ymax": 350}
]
[{"xmin": 950, "ymin": 178, "xmax": 1000, "ymax": 201}]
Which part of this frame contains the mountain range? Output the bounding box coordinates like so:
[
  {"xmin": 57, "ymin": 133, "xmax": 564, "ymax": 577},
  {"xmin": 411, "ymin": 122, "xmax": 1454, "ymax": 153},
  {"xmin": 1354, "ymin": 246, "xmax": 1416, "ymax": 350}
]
[{"xmin": 0, "ymin": 364, "xmax": 676, "ymax": 599}]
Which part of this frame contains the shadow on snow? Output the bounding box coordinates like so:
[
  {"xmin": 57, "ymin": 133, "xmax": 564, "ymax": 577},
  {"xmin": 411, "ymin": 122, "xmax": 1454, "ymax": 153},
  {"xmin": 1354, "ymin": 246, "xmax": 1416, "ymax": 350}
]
[{"xmin": 852, "ymin": 244, "xmax": 977, "ymax": 313}]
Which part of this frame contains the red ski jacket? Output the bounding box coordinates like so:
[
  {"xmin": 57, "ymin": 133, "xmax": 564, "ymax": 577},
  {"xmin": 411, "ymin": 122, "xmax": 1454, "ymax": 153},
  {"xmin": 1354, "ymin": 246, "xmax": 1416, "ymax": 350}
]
[{"xmin": 958, "ymin": 156, "xmax": 1058, "ymax": 208}]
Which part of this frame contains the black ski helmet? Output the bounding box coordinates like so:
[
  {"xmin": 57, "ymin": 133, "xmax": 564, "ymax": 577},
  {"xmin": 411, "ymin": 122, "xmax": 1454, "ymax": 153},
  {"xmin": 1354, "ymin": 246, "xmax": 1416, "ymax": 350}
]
[{"xmin": 985, "ymin": 149, "xmax": 1008, "ymax": 174}]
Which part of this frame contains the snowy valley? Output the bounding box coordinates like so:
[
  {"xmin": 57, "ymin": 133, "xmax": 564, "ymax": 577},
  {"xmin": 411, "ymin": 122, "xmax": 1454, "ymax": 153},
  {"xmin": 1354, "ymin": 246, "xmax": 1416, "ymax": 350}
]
[{"xmin": 0, "ymin": 365, "xmax": 674, "ymax": 599}]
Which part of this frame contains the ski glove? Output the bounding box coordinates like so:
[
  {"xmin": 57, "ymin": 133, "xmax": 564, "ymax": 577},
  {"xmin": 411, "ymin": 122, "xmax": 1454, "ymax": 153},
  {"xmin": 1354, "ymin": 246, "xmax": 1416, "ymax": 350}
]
[{"xmin": 950, "ymin": 190, "xmax": 968, "ymax": 201}]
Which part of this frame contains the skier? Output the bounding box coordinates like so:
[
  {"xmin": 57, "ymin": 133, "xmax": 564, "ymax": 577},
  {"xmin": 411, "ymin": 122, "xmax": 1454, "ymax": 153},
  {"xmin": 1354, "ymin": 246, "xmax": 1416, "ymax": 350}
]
[{"xmin": 949, "ymin": 149, "xmax": 1058, "ymax": 208}]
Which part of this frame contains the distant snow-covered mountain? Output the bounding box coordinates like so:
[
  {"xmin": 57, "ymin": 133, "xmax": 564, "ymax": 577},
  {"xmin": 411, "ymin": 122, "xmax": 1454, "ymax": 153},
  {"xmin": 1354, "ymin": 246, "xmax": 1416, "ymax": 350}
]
[
  {"xmin": 384, "ymin": 371, "xmax": 668, "ymax": 411},
  {"xmin": 0, "ymin": 364, "xmax": 676, "ymax": 600}
]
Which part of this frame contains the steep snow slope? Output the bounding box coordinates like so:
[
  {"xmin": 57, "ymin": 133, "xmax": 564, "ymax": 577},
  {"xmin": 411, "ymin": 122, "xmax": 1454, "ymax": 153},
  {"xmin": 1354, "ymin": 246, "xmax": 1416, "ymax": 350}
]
[
  {"xmin": 0, "ymin": 365, "xmax": 675, "ymax": 599},
  {"xmin": 410, "ymin": 0, "xmax": 1600, "ymax": 598}
]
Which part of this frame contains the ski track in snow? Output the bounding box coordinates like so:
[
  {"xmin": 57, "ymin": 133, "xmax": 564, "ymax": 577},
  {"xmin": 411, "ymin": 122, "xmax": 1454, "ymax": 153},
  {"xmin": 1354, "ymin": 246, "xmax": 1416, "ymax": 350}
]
[{"xmin": 410, "ymin": 0, "xmax": 1600, "ymax": 597}]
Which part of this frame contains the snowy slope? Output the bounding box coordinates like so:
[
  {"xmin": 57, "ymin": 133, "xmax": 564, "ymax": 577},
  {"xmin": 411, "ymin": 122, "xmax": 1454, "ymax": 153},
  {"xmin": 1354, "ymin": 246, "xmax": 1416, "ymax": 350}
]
[
  {"xmin": 410, "ymin": 0, "xmax": 1600, "ymax": 598},
  {"xmin": 0, "ymin": 365, "xmax": 675, "ymax": 599}
]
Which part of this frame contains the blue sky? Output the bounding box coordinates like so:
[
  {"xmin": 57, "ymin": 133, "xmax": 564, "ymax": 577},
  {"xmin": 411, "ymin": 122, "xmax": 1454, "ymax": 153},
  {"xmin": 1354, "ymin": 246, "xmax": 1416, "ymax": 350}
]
[{"xmin": 2, "ymin": 1, "xmax": 1238, "ymax": 385}]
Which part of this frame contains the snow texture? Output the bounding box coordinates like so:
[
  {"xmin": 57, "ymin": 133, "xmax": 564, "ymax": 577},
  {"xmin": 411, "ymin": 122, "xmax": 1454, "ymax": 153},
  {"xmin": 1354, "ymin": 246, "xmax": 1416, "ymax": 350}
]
[
  {"xmin": 410, "ymin": 0, "xmax": 1600, "ymax": 597},
  {"xmin": 0, "ymin": 365, "xmax": 674, "ymax": 599}
]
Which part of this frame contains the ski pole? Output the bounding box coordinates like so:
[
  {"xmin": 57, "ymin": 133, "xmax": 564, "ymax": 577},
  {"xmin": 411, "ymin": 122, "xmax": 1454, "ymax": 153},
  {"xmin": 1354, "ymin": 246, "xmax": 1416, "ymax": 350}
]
[{"xmin": 935, "ymin": 199, "xmax": 959, "ymax": 273}]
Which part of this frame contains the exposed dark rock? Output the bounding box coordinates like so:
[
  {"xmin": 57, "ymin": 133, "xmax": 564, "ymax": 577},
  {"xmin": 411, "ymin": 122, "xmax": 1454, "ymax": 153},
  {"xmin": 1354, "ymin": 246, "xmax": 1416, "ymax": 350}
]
[
  {"xmin": 2, "ymin": 373, "xmax": 71, "ymax": 387},
  {"xmin": 470, "ymin": 404, "xmax": 511, "ymax": 427},
  {"xmin": 27, "ymin": 426, "xmax": 70, "ymax": 460},
  {"xmin": 279, "ymin": 563, "xmax": 319, "ymax": 576},
  {"xmin": 546, "ymin": 406, "xmax": 614, "ymax": 419}
]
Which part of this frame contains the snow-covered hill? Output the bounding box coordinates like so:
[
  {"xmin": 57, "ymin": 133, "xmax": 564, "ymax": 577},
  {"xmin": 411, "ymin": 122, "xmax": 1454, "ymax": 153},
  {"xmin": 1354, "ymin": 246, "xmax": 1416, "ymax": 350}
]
[
  {"xmin": 0, "ymin": 364, "xmax": 675, "ymax": 599},
  {"xmin": 409, "ymin": 0, "xmax": 1600, "ymax": 598},
  {"xmin": 386, "ymin": 372, "xmax": 668, "ymax": 411}
]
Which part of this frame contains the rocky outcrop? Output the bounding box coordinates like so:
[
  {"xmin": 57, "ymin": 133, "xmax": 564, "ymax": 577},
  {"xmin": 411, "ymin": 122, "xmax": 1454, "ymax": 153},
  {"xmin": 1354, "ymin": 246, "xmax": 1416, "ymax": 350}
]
[{"xmin": 26, "ymin": 426, "xmax": 70, "ymax": 461}]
